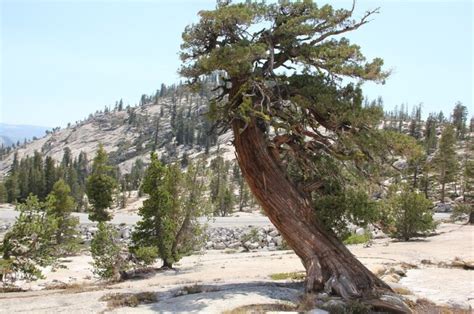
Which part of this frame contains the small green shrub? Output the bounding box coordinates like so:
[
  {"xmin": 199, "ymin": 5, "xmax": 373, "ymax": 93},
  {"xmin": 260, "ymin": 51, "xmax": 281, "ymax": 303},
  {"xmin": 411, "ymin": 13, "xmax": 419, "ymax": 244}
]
[
  {"xmin": 451, "ymin": 203, "xmax": 473, "ymax": 222},
  {"xmin": 133, "ymin": 246, "xmax": 158, "ymax": 267},
  {"xmin": 381, "ymin": 186, "xmax": 437, "ymax": 241},
  {"xmin": 241, "ymin": 227, "xmax": 259, "ymax": 243},
  {"xmin": 1, "ymin": 195, "xmax": 60, "ymax": 280},
  {"xmin": 91, "ymin": 222, "xmax": 127, "ymax": 281}
]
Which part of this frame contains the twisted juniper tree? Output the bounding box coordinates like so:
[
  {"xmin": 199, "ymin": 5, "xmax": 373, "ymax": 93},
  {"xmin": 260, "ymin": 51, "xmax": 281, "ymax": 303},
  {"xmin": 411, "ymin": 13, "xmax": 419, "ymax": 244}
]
[{"xmin": 180, "ymin": 1, "xmax": 409, "ymax": 311}]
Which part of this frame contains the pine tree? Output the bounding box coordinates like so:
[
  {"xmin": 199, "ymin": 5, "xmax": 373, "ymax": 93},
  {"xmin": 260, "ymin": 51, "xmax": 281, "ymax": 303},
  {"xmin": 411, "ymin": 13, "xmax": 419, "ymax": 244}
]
[
  {"xmin": 30, "ymin": 151, "xmax": 45, "ymax": 198},
  {"xmin": 424, "ymin": 113, "xmax": 438, "ymax": 154},
  {"xmin": 453, "ymin": 136, "xmax": 474, "ymax": 223},
  {"xmin": 132, "ymin": 154, "xmax": 209, "ymax": 268},
  {"xmin": 433, "ymin": 125, "xmax": 459, "ymax": 202},
  {"xmin": 209, "ymin": 153, "xmax": 234, "ymax": 216},
  {"xmin": 129, "ymin": 158, "xmax": 145, "ymax": 190},
  {"xmin": 132, "ymin": 153, "xmax": 175, "ymax": 268},
  {"xmin": 451, "ymin": 102, "xmax": 468, "ymax": 140},
  {"xmin": 91, "ymin": 222, "xmax": 126, "ymax": 281},
  {"xmin": 5, "ymin": 153, "xmax": 20, "ymax": 203},
  {"xmin": 86, "ymin": 144, "xmax": 117, "ymax": 222},
  {"xmin": 408, "ymin": 104, "xmax": 422, "ymax": 139},
  {"xmin": 61, "ymin": 147, "xmax": 72, "ymax": 168},
  {"xmin": 47, "ymin": 179, "xmax": 80, "ymax": 254},
  {"xmin": 0, "ymin": 182, "xmax": 7, "ymax": 203},
  {"xmin": 170, "ymin": 159, "xmax": 210, "ymax": 262},
  {"xmin": 44, "ymin": 156, "xmax": 57, "ymax": 195}
]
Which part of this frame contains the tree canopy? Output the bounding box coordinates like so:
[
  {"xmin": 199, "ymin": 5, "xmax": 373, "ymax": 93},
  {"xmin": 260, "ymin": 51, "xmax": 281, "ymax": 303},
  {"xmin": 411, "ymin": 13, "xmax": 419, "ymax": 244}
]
[
  {"xmin": 180, "ymin": 0, "xmax": 405, "ymax": 234},
  {"xmin": 180, "ymin": 0, "xmax": 394, "ymax": 187}
]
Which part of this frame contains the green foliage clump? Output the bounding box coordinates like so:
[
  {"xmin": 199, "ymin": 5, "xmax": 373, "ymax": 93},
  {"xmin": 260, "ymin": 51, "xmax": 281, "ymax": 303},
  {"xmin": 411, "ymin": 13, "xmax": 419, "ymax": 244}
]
[
  {"xmin": 3, "ymin": 150, "xmax": 89, "ymax": 210},
  {"xmin": 314, "ymin": 188, "xmax": 379, "ymax": 240},
  {"xmin": 0, "ymin": 195, "xmax": 60, "ymax": 280},
  {"xmin": 133, "ymin": 246, "xmax": 158, "ymax": 267},
  {"xmin": 90, "ymin": 222, "xmax": 127, "ymax": 281},
  {"xmin": 381, "ymin": 186, "xmax": 436, "ymax": 241},
  {"xmin": 451, "ymin": 203, "xmax": 473, "ymax": 222},
  {"xmin": 343, "ymin": 232, "xmax": 372, "ymax": 245},
  {"xmin": 86, "ymin": 144, "xmax": 117, "ymax": 222}
]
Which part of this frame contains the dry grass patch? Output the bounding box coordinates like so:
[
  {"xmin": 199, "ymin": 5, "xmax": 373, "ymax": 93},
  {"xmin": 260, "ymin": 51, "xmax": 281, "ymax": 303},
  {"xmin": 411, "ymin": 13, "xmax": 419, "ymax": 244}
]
[
  {"xmin": 269, "ymin": 271, "xmax": 305, "ymax": 281},
  {"xmin": 100, "ymin": 291, "xmax": 157, "ymax": 310},
  {"xmin": 0, "ymin": 285, "xmax": 25, "ymax": 293},
  {"xmin": 181, "ymin": 284, "xmax": 206, "ymax": 295},
  {"xmin": 222, "ymin": 303, "xmax": 297, "ymax": 314},
  {"xmin": 44, "ymin": 281, "xmax": 104, "ymax": 294}
]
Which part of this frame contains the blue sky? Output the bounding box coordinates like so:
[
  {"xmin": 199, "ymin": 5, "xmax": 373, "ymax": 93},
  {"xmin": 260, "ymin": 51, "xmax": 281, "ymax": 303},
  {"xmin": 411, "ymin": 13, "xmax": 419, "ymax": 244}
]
[{"xmin": 1, "ymin": 0, "xmax": 472, "ymax": 127}]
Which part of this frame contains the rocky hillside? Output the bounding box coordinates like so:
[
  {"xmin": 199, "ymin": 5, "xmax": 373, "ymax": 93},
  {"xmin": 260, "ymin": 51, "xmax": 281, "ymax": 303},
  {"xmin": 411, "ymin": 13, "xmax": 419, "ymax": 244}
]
[{"xmin": 0, "ymin": 83, "xmax": 236, "ymax": 179}]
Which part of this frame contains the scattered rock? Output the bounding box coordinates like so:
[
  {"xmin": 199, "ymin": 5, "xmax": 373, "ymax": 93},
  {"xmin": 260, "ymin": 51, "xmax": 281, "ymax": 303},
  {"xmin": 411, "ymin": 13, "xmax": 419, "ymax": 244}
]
[
  {"xmin": 387, "ymin": 282, "xmax": 412, "ymax": 295},
  {"xmin": 269, "ymin": 230, "xmax": 279, "ymax": 237},
  {"xmin": 445, "ymin": 300, "xmax": 472, "ymax": 310},
  {"xmin": 451, "ymin": 257, "xmax": 474, "ymax": 270},
  {"xmin": 321, "ymin": 299, "xmax": 346, "ymax": 312},
  {"xmin": 378, "ymin": 294, "xmax": 412, "ymax": 313},
  {"xmin": 227, "ymin": 242, "xmax": 241, "ymax": 249},
  {"xmin": 381, "ymin": 273, "xmax": 401, "ymax": 283},
  {"xmin": 433, "ymin": 202, "xmax": 452, "ymax": 213},
  {"xmin": 248, "ymin": 242, "xmax": 259, "ymax": 250},
  {"xmin": 393, "ymin": 159, "xmax": 408, "ymax": 170},
  {"xmin": 274, "ymin": 236, "xmax": 283, "ymax": 247},
  {"xmin": 214, "ymin": 242, "xmax": 226, "ymax": 250},
  {"xmin": 369, "ymin": 264, "xmax": 387, "ymax": 277},
  {"xmin": 355, "ymin": 228, "xmax": 365, "ymax": 236},
  {"xmin": 389, "ymin": 265, "xmax": 406, "ymax": 277}
]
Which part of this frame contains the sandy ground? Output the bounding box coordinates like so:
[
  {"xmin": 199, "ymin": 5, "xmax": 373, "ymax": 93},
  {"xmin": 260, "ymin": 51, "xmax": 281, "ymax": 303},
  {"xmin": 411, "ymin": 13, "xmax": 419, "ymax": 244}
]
[{"xmin": 0, "ymin": 222, "xmax": 472, "ymax": 313}]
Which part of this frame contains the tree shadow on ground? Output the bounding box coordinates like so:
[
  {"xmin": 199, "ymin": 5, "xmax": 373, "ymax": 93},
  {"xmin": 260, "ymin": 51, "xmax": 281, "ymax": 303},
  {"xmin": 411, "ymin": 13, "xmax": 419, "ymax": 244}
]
[
  {"xmin": 140, "ymin": 281, "xmax": 304, "ymax": 313},
  {"xmin": 124, "ymin": 266, "xmax": 179, "ymax": 281}
]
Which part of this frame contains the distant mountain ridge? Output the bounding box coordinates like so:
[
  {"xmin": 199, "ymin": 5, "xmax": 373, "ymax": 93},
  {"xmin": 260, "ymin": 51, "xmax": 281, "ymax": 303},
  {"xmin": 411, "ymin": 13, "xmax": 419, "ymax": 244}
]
[
  {"xmin": 0, "ymin": 123, "xmax": 50, "ymax": 147},
  {"xmin": 0, "ymin": 136, "xmax": 13, "ymax": 147}
]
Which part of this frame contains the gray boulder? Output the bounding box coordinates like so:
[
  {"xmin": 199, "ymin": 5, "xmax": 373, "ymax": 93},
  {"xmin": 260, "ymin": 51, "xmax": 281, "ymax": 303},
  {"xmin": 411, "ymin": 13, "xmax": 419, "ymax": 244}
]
[{"xmin": 433, "ymin": 202, "xmax": 452, "ymax": 213}]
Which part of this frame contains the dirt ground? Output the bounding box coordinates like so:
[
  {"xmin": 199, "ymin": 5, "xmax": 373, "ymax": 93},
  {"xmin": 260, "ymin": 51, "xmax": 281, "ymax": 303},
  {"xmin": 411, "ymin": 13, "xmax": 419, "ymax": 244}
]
[{"xmin": 0, "ymin": 222, "xmax": 472, "ymax": 313}]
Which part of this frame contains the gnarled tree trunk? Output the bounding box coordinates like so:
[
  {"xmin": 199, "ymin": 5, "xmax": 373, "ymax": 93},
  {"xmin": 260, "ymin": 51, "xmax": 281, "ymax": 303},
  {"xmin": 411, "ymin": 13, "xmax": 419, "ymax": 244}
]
[{"xmin": 232, "ymin": 119, "xmax": 409, "ymax": 312}]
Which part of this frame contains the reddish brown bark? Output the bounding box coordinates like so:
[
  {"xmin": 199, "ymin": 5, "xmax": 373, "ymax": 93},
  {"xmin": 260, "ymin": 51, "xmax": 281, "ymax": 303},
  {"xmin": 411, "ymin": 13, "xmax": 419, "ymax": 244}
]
[{"xmin": 232, "ymin": 118, "xmax": 410, "ymax": 312}]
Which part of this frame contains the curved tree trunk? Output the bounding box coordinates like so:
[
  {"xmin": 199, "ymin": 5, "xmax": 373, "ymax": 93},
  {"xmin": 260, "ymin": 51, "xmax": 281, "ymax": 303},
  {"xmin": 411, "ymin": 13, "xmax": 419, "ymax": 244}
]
[{"xmin": 232, "ymin": 118, "xmax": 409, "ymax": 312}]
